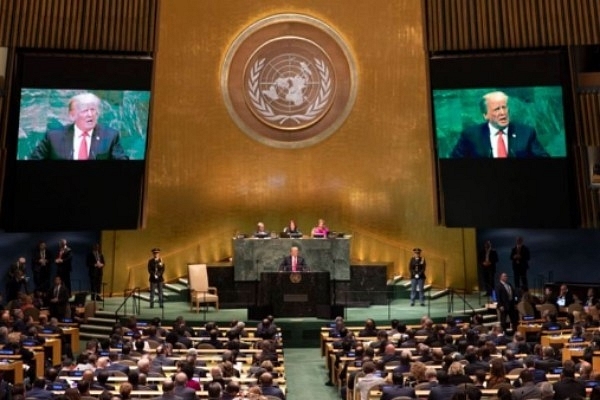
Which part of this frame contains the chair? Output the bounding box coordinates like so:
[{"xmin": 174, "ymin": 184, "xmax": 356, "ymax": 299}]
[
  {"xmin": 188, "ymin": 264, "xmax": 219, "ymax": 312},
  {"xmin": 587, "ymin": 305, "xmax": 600, "ymax": 321},
  {"xmin": 567, "ymin": 303, "xmax": 584, "ymax": 315},
  {"xmin": 517, "ymin": 300, "xmax": 535, "ymax": 320},
  {"xmin": 536, "ymin": 303, "xmax": 558, "ymax": 316},
  {"xmin": 146, "ymin": 339, "xmax": 160, "ymax": 349},
  {"xmin": 196, "ymin": 343, "xmax": 215, "ymax": 349},
  {"xmin": 23, "ymin": 307, "xmax": 40, "ymax": 322},
  {"xmin": 508, "ymin": 367, "xmax": 524, "ymax": 376}
]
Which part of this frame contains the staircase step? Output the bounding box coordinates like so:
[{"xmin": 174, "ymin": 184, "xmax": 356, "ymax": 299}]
[
  {"xmin": 95, "ymin": 310, "xmax": 116, "ymax": 319},
  {"xmin": 133, "ymin": 292, "xmax": 174, "ymax": 302},
  {"xmin": 429, "ymin": 288, "xmax": 450, "ymax": 299},
  {"xmin": 178, "ymin": 278, "xmax": 188, "ymax": 286},
  {"xmin": 87, "ymin": 317, "xmax": 115, "ymax": 325},
  {"xmin": 164, "ymin": 283, "xmax": 188, "ymax": 293},
  {"xmin": 79, "ymin": 324, "xmax": 113, "ymax": 333},
  {"xmin": 80, "ymin": 332, "xmax": 111, "ymax": 341}
]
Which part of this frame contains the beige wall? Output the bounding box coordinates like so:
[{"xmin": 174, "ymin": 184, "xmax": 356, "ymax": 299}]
[{"xmin": 102, "ymin": 0, "xmax": 477, "ymax": 295}]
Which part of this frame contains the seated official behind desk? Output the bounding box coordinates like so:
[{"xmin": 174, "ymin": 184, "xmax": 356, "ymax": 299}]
[
  {"xmin": 254, "ymin": 222, "xmax": 270, "ymax": 238},
  {"xmin": 278, "ymin": 246, "xmax": 309, "ymax": 272},
  {"xmin": 280, "ymin": 219, "xmax": 303, "ymax": 238}
]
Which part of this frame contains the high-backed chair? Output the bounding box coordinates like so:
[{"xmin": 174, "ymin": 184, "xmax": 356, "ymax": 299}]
[{"xmin": 188, "ymin": 263, "xmax": 219, "ymax": 313}]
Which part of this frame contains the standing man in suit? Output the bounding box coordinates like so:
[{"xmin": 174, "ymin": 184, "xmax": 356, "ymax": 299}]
[
  {"xmin": 32, "ymin": 240, "xmax": 52, "ymax": 293},
  {"xmin": 55, "ymin": 239, "xmax": 73, "ymax": 295},
  {"xmin": 6, "ymin": 257, "xmax": 28, "ymax": 302},
  {"xmin": 48, "ymin": 276, "xmax": 69, "ymax": 320},
  {"xmin": 86, "ymin": 243, "xmax": 105, "ymax": 301},
  {"xmin": 510, "ymin": 236, "xmax": 531, "ymax": 289},
  {"xmin": 450, "ymin": 91, "xmax": 549, "ymax": 158},
  {"xmin": 409, "ymin": 248, "xmax": 426, "ymax": 307},
  {"xmin": 496, "ymin": 272, "xmax": 518, "ymax": 333},
  {"xmin": 278, "ymin": 246, "xmax": 308, "ymax": 272},
  {"xmin": 147, "ymin": 248, "xmax": 165, "ymax": 308},
  {"xmin": 29, "ymin": 92, "xmax": 128, "ymax": 160},
  {"xmin": 479, "ymin": 240, "xmax": 498, "ymax": 297}
]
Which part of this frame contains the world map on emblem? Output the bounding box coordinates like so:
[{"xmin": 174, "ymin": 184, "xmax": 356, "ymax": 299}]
[{"xmin": 244, "ymin": 41, "xmax": 335, "ymax": 130}]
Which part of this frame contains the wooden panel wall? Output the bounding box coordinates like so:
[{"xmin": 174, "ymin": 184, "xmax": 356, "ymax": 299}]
[
  {"xmin": 425, "ymin": 0, "xmax": 600, "ymax": 51},
  {"xmin": 0, "ymin": 0, "xmax": 157, "ymax": 51},
  {"xmin": 425, "ymin": 0, "xmax": 600, "ymax": 227}
]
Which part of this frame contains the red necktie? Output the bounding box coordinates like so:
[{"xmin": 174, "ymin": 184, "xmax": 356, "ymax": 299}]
[
  {"xmin": 78, "ymin": 131, "xmax": 89, "ymax": 160},
  {"xmin": 292, "ymin": 257, "xmax": 297, "ymax": 272},
  {"xmin": 497, "ymin": 130, "xmax": 507, "ymax": 158}
]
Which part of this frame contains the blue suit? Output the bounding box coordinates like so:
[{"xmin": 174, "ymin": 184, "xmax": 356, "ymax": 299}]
[
  {"xmin": 450, "ymin": 122, "xmax": 549, "ymax": 158},
  {"xmin": 29, "ymin": 124, "xmax": 128, "ymax": 160}
]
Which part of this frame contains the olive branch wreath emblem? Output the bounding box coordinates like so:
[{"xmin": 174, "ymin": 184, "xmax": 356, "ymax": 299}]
[{"xmin": 247, "ymin": 58, "xmax": 332, "ymax": 125}]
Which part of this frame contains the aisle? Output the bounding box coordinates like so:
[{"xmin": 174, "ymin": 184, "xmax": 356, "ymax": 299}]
[{"xmin": 283, "ymin": 348, "xmax": 340, "ymax": 400}]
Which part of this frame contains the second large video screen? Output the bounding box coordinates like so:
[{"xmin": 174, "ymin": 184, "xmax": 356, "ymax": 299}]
[{"xmin": 430, "ymin": 51, "xmax": 577, "ymax": 228}]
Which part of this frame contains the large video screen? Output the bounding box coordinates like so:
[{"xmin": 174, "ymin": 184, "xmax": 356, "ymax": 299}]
[
  {"xmin": 430, "ymin": 51, "xmax": 577, "ymax": 228},
  {"xmin": 434, "ymin": 86, "xmax": 567, "ymax": 159},
  {"xmin": 17, "ymin": 89, "xmax": 149, "ymax": 161},
  {"xmin": 1, "ymin": 51, "xmax": 153, "ymax": 231}
]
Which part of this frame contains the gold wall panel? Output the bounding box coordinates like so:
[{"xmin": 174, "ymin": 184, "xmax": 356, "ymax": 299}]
[{"xmin": 102, "ymin": 0, "xmax": 478, "ymax": 295}]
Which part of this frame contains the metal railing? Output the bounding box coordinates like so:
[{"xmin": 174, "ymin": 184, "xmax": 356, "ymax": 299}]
[{"xmin": 115, "ymin": 287, "xmax": 141, "ymax": 321}]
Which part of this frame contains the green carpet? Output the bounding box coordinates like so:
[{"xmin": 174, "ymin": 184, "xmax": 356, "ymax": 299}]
[{"xmin": 284, "ymin": 348, "xmax": 339, "ymax": 400}]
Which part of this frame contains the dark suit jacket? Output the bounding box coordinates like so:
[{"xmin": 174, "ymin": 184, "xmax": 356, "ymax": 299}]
[
  {"xmin": 27, "ymin": 386, "xmax": 55, "ymax": 400},
  {"xmin": 172, "ymin": 385, "xmax": 197, "ymax": 400},
  {"xmin": 32, "ymin": 248, "xmax": 53, "ymax": 273},
  {"xmin": 48, "ymin": 284, "xmax": 69, "ymax": 304},
  {"xmin": 495, "ymin": 280, "xmax": 516, "ymax": 310},
  {"xmin": 148, "ymin": 258, "xmax": 165, "ymax": 283},
  {"xmin": 450, "ymin": 122, "xmax": 549, "ymax": 158},
  {"xmin": 381, "ymin": 385, "xmax": 415, "ymax": 400},
  {"xmin": 511, "ymin": 382, "xmax": 541, "ymax": 400},
  {"xmin": 56, "ymin": 246, "xmax": 73, "ymax": 273},
  {"xmin": 553, "ymin": 378, "xmax": 586, "ymax": 400},
  {"xmin": 478, "ymin": 248, "xmax": 498, "ymax": 268},
  {"xmin": 535, "ymin": 358, "xmax": 562, "ymax": 373},
  {"xmin": 556, "ymin": 292, "xmax": 574, "ymax": 308},
  {"xmin": 278, "ymin": 255, "xmax": 308, "ymax": 272},
  {"xmin": 428, "ymin": 383, "xmax": 458, "ymax": 400},
  {"xmin": 86, "ymin": 251, "xmax": 105, "ymax": 272},
  {"xmin": 510, "ymin": 245, "xmax": 531, "ymax": 269},
  {"xmin": 409, "ymin": 256, "xmax": 426, "ymax": 279},
  {"xmin": 29, "ymin": 124, "xmax": 128, "ymax": 160}
]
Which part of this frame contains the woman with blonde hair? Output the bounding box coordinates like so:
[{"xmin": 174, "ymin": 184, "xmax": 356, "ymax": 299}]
[
  {"xmin": 447, "ymin": 361, "xmax": 472, "ymax": 385},
  {"xmin": 408, "ymin": 361, "xmax": 428, "ymax": 385}
]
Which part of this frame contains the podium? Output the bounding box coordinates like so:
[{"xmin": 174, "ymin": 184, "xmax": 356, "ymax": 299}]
[{"xmin": 258, "ymin": 272, "xmax": 330, "ymax": 317}]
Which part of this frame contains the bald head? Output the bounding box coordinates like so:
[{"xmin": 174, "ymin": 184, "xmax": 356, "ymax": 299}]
[
  {"xmin": 174, "ymin": 372, "xmax": 187, "ymax": 386},
  {"xmin": 384, "ymin": 343, "xmax": 396, "ymax": 355}
]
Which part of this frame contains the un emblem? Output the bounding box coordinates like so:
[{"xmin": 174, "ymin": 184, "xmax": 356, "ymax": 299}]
[
  {"xmin": 222, "ymin": 14, "xmax": 357, "ymax": 148},
  {"xmin": 289, "ymin": 272, "xmax": 302, "ymax": 284}
]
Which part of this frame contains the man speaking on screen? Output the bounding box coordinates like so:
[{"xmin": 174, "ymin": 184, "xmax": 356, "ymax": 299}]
[
  {"xmin": 29, "ymin": 92, "xmax": 128, "ymax": 160},
  {"xmin": 450, "ymin": 91, "xmax": 549, "ymax": 159}
]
